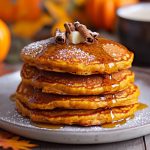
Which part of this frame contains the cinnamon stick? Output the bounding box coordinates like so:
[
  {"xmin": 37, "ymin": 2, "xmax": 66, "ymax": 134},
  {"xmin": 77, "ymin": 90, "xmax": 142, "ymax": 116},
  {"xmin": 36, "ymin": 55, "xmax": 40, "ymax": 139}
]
[
  {"xmin": 64, "ymin": 22, "xmax": 75, "ymax": 33},
  {"xmin": 89, "ymin": 30, "xmax": 99, "ymax": 38},
  {"xmin": 64, "ymin": 22, "xmax": 75, "ymax": 38},
  {"xmin": 55, "ymin": 28, "xmax": 66, "ymax": 44},
  {"xmin": 74, "ymin": 21, "xmax": 94, "ymax": 44}
]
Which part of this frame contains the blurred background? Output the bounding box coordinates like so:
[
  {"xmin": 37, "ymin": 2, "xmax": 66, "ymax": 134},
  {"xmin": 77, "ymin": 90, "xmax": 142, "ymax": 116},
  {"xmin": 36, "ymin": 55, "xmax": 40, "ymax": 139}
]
[{"xmin": 0, "ymin": 0, "xmax": 150, "ymax": 75}]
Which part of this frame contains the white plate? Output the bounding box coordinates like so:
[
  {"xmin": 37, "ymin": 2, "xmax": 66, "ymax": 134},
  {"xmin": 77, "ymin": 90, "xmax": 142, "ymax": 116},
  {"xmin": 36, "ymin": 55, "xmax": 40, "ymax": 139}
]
[{"xmin": 0, "ymin": 68, "xmax": 150, "ymax": 144}]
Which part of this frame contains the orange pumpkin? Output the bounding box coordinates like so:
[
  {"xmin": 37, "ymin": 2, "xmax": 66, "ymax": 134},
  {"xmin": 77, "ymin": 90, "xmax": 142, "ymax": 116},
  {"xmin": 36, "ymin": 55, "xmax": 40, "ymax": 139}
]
[
  {"xmin": 86, "ymin": 0, "xmax": 139, "ymax": 31},
  {"xmin": 0, "ymin": 0, "xmax": 42, "ymax": 22},
  {"xmin": 0, "ymin": 20, "xmax": 11, "ymax": 62}
]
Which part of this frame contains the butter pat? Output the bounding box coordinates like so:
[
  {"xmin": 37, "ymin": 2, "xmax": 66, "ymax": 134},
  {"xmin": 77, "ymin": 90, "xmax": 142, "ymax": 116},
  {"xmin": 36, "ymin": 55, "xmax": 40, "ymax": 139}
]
[{"xmin": 68, "ymin": 31, "xmax": 85, "ymax": 44}]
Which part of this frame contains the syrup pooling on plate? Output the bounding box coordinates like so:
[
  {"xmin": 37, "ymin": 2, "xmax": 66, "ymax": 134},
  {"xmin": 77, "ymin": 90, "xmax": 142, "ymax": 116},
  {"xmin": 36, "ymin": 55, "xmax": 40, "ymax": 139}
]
[
  {"xmin": 101, "ymin": 115, "xmax": 135, "ymax": 128},
  {"xmin": 102, "ymin": 103, "xmax": 148, "ymax": 128},
  {"xmin": 137, "ymin": 103, "xmax": 148, "ymax": 111}
]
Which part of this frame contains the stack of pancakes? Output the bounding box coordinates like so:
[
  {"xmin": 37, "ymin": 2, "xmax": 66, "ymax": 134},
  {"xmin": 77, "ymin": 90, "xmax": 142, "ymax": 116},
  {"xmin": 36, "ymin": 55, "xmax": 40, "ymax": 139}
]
[{"xmin": 14, "ymin": 37, "xmax": 140, "ymax": 126}]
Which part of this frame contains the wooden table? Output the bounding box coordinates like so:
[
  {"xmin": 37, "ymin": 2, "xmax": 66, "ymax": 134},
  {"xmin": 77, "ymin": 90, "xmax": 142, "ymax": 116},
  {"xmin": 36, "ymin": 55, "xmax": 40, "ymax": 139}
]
[
  {"xmin": 1, "ymin": 63, "xmax": 150, "ymax": 150},
  {"xmin": 12, "ymin": 136, "xmax": 150, "ymax": 150},
  {"xmin": 1, "ymin": 128, "xmax": 150, "ymax": 150}
]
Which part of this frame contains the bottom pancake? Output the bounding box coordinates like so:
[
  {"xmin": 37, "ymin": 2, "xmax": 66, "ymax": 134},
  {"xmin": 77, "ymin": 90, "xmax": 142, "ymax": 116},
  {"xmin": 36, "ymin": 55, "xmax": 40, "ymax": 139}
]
[
  {"xmin": 14, "ymin": 83, "xmax": 139, "ymax": 110},
  {"xmin": 16, "ymin": 100, "xmax": 138, "ymax": 126}
]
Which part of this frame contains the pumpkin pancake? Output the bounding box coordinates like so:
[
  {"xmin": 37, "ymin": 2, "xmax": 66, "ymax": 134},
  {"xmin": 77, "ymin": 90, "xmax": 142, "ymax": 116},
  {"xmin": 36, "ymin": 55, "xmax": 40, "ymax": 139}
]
[
  {"xmin": 14, "ymin": 83, "xmax": 139, "ymax": 110},
  {"xmin": 21, "ymin": 37, "xmax": 133, "ymax": 75},
  {"xmin": 16, "ymin": 99, "xmax": 138, "ymax": 126},
  {"xmin": 21, "ymin": 64, "xmax": 134, "ymax": 95}
]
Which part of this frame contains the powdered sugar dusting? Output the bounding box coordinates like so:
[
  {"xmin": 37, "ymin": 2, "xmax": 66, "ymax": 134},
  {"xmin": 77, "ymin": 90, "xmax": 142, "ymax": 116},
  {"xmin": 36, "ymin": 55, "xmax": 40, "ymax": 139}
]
[
  {"xmin": 51, "ymin": 47, "xmax": 95, "ymax": 63},
  {"xmin": 22, "ymin": 38, "xmax": 55, "ymax": 58}
]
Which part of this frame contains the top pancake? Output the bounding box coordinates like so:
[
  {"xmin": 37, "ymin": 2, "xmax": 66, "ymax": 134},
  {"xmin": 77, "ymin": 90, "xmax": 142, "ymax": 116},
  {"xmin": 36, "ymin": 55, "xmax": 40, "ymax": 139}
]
[{"xmin": 21, "ymin": 37, "xmax": 134, "ymax": 75}]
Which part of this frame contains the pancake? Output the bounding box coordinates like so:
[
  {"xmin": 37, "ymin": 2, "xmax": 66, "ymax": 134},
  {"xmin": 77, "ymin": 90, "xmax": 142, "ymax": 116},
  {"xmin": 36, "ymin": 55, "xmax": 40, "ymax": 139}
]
[
  {"xmin": 16, "ymin": 99, "xmax": 138, "ymax": 126},
  {"xmin": 21, "ymin": 64, "xmax": 134, "ymax": 95},
  {"xmin": 21, "ymin": 38, "xmax": 134, "ymax": 75},
  {"xmin": 14, "ymin": 83, "xmax": 139, "ymax": 110}
]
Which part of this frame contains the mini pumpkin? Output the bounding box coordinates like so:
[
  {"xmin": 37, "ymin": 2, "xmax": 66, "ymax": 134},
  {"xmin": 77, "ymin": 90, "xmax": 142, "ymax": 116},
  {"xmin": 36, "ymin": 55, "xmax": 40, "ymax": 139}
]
[
  {"xmin": 86, "ymin": 0, "xmax": 139, "ymax": 31},
  {"xmin": 0, "ymin": 0, "xmax": 42, "ymax": 22},
  {"xmin": 0, "ymin": 20, "xmax": 11, "ymax": 62}
]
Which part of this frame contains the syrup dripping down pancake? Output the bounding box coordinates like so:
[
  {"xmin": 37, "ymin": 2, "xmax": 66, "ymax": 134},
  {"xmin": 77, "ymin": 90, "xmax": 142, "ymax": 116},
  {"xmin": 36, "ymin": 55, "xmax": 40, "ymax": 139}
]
[
  {"xmin": 21, "ymin": 38, "xmax": 133, "ymax": 75},
  {"xmin": 21, "ymin": 64, "xmax": 134, "ymax": 95},
  {"xmin": 16, "ymin": 99, "xmax": 138, "ymax": 126},
  {"xmin": 14, "ymin": 83, "xmax": 139, "ymax": 110}
]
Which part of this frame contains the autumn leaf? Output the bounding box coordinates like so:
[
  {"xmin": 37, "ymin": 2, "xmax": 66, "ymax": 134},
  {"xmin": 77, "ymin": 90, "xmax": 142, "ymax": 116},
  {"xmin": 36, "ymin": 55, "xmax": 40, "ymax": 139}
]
[{"xmin": 0, "ymin": 130, "xmax": 38, "ymax": 150}]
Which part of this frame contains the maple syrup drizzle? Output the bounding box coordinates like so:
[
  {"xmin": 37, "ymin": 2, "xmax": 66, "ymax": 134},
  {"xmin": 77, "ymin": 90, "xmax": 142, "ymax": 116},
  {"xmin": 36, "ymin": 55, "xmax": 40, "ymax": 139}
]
[
  {"xmin": 101, "ymin": 103, "xmax": 148, "ymax": 128},
  {"xmin": 137, "ymin": 103, "xmax": 148, "ymax": 111},
  {"xmin": 101, "ymin": 115, "xmax": 134, "ymax": 128},
  {"xmin": 31, "ymin": 122, "xmax": 64, "ymax": 129}
]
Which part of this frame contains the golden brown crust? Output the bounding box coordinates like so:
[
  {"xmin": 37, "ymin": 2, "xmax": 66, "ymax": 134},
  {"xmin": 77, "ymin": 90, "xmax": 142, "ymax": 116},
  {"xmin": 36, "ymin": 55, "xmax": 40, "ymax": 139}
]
[
  {"xmin": 14, "ymin": 83, "xmax": 139, "ymax": 110},
  {"xmin": 21, "ymin": 38, "xmax": 134, "ymax": 75},
  {"xmin": 16, "ymin": 99, "xmax": 138, "ymax": 126},
  {"xmin": 21, "ymin": 64, "xmax": 135, "ymax": 95}
]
